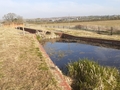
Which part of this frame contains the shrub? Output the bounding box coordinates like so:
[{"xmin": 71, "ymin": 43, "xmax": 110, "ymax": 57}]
[
  {"xmin": 67, "ymin": 59, "xmax": 120, "ymax": 90},
  {"xmin": 74, "ymin": 25, "xmax": 83, "ymax": 29}
]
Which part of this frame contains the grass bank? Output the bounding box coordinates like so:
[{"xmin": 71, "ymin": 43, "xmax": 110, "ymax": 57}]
[
  {"xmin": 67, "ymin": 59, "xmax": 120, "ymax": 90},
  {"xmin": 27, "ymin": 20, "xmax": 120, "ymax": 41},
  {"xmin": 0, "ymin": 27, "xmax": 60, "ymax": 90}
]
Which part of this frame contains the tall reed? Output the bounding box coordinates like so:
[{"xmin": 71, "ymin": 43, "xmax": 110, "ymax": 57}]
[{"xmin": 67, "ymin": 59, "xmax": 120, "ymax": 90}]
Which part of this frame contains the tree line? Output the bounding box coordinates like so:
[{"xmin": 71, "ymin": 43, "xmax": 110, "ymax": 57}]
[
  {"xmin": 26, "ymin": 15, "xmax": 120, "ymax": 24},
  {"xmin": 2, "ymin": 13, "xmax": 120, "ymax": 24}
]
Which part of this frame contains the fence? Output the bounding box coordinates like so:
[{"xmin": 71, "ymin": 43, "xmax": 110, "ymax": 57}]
[
  {"xmin": 74, "ymin": 25, "xmax": 120, "ymax": 35},
  {"xmin": 41, "ymin": 25, "xmax": 72, "ymax": 29},
  {"xmin": 40, "ymin": 24, "xmax": 120, "ymax": 35}
]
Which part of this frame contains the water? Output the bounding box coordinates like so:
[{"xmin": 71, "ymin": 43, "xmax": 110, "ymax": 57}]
[{"xmin": 42, "ymin": 39, "xmax": 120, "ymax": 71}]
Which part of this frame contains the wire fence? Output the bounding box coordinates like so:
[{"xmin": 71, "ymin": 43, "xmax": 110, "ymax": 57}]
[
  {"xmin": 74, "ymin": 25, "xmax": 120, "ymax": 35},
  {"xmin": 41, "ymin": 24, "xmax": 120, "ymax": 35}
]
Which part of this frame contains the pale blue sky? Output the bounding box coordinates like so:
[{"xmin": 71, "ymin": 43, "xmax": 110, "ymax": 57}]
[{"xmin": 0, "ymin": 0, "xmax": 120, "ymax": 19}]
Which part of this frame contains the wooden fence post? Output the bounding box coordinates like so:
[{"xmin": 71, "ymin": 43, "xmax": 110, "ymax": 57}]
[
  {"xmin": 86, "ymin": 26, "xmax": 87, "ymax": 30},
  {"xmin": 111, "ymin": 27, "xmax": 113, "ymax": 35},
  {"xmin": 23, "ymin": 23, "xmax": 25, "ymax": 36},
  {"xmin": 83, "ymin": 25, "xmax": 87, "ymax": 30},
  {"xmin": 98, "ymin": 27, "xmax": 100, "ymax": 34}
]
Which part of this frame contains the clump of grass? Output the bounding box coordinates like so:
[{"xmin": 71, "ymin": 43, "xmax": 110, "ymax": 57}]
[
  {"xmin": 67, "ymin": 59, "xmax": 120, "ymax": 90},
  {"xmin": 35, "ymin": 47, "xmax": 43, "ymax": 59},
  {"xmin": 36, "ymin": 35, "xmax": 41, "ymax": 41},
  {"xmin": 38, "ymin": 62, "xmax": 49, "ymax": 71}
]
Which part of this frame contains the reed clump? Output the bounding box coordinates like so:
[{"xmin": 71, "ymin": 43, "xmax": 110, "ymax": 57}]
[{"xmin": 67, "ymin": 59, "xmax": 120, "ymax": 90}]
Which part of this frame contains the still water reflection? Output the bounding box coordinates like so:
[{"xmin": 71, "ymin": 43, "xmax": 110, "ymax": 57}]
[{"xmin": 42, "ymin": 39, "xmax": 120, "ymax": 70}]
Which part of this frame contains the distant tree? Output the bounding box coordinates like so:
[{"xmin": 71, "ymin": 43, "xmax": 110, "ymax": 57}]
[{"xmin": 3, "ymin": 13, "xmax": 23, "ymax": 24}]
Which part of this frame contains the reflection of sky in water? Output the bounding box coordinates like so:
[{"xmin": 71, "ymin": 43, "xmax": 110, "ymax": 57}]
[{"xmin": 43, "ymin": 41, "xmax": 120, "ymax": 70}]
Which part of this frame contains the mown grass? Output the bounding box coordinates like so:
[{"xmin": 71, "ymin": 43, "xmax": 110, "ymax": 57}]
[
  {"xmin": 0, "ymin": 27, "xmax": 60, "ymax": 90},
  {"xmin": 67, "ymin": 59, "xmax": 120, "ymax": 90}
]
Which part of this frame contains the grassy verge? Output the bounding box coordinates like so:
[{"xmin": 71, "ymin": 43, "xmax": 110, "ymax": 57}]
[
  {"xmin": 0, "ymin": 27, "xmax": 60, "ymax": 90},
  {"xmin": 67, "ymin": 59, "xmax": 120, "ymax": 90},
  {"xmin": 27, "ymin": 20, "xmax": 120, "ymax": 41}
]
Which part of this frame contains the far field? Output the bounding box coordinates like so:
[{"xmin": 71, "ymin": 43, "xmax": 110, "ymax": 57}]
[
  {"xmin": 27, "ymin": 20, "xmax": 120, "ymax": 41},
  {"xmin": 39, "ymin": 20, "xmax": 120, "ymax": 27}
]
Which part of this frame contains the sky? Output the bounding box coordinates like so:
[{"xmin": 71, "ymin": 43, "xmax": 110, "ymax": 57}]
[{"xmin": 0, "ymin": 0, "xmax": 120, "ymax": 19}]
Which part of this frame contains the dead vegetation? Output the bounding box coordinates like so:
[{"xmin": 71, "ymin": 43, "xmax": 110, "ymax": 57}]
[
  {"xmin": 28, "ymin": 23, "xmax": 120, "ymax": 41},
  {"xmin": 0, "ymin": 27, "xmax": 60, "ymax": 90},
  {"xmin": 24, "ymin": 20, "xmax": 120, "ymax": 41}
]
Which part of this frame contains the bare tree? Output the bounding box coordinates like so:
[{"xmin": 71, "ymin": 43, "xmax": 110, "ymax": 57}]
[
  {"xmin": 14, "ymin": 15, "xmax": 24, "ymax": 24},
  {"xmin": 3, "ymin": 13, "xmax": 23, "ymax": 24}
]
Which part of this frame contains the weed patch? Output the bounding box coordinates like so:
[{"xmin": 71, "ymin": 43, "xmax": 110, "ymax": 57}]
[
  {"xmin": 36, "ymin": 35, "xmax": 41, "ymax": 41},
  {"xmin": 67, "ymin": 59, "xmax": 120, "ymax": 90}
]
